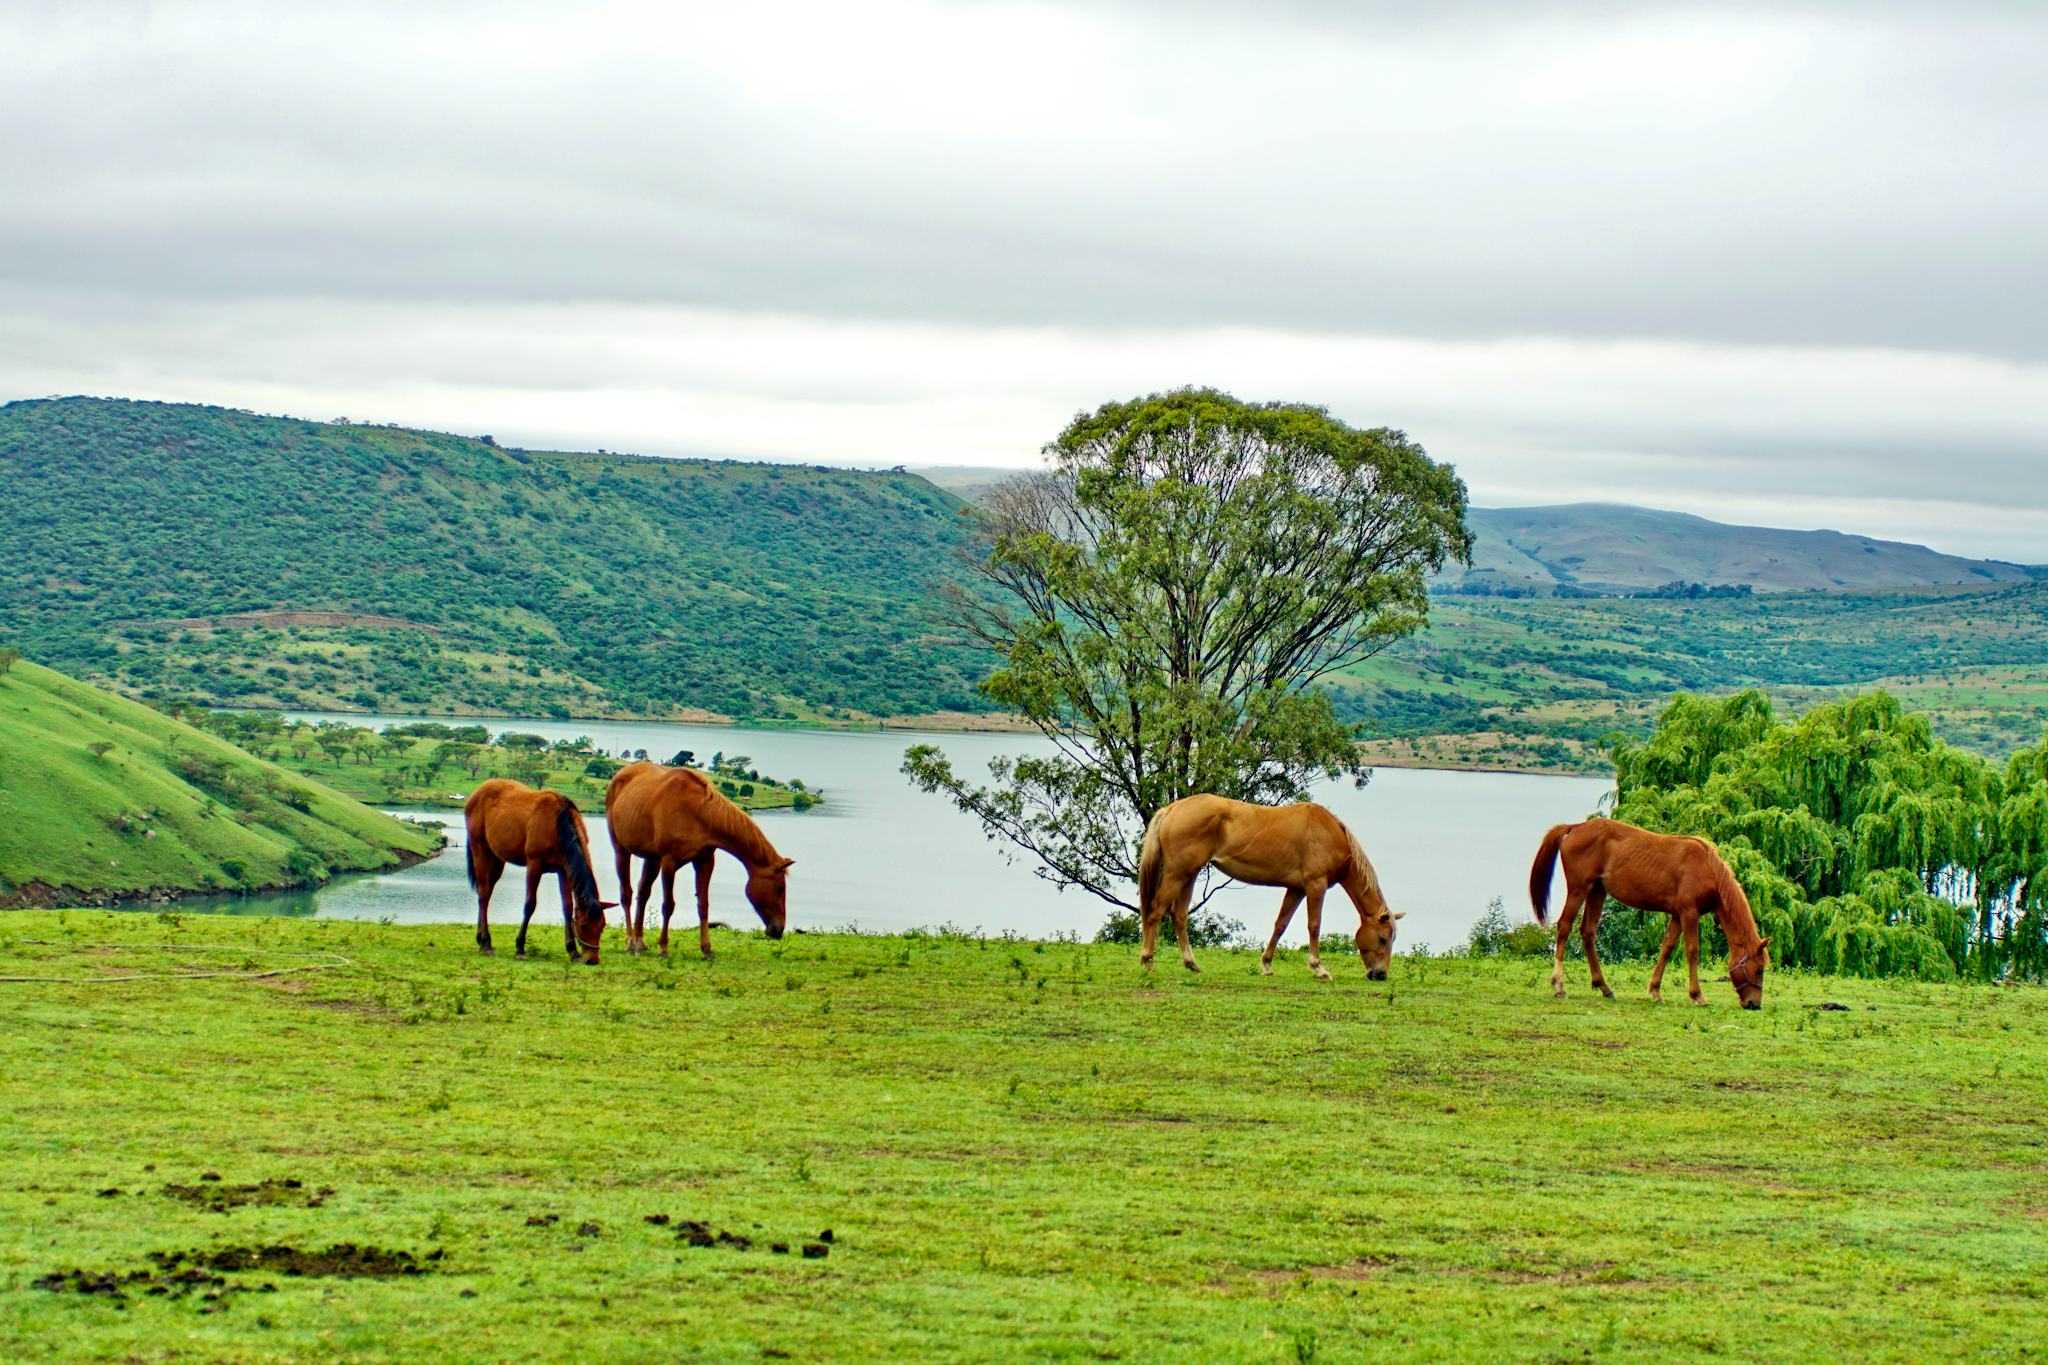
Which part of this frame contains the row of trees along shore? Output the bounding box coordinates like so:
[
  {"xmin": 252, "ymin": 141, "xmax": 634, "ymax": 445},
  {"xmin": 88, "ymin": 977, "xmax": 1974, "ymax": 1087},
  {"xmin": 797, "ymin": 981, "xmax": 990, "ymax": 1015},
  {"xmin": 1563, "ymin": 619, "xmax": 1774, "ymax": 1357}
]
[{"xmin": 1611, "ymin": 690, "xmax": 2048, "ymax": 981}]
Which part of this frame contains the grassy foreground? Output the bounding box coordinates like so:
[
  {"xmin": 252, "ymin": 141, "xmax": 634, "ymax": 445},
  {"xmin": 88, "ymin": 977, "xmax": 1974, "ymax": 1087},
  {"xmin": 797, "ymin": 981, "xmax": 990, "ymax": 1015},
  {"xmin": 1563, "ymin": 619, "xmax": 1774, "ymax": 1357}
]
[{"xmin": 4, "ymin": 913, "xmax": 2046, "ymax": 1363}]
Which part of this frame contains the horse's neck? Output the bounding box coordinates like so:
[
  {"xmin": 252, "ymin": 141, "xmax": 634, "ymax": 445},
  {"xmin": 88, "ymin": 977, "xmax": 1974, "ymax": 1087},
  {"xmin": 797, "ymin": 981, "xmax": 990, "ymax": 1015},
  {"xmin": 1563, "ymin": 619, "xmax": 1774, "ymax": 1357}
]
[
  {"xmin": 1713, "ymin": 885, "xmax": 1762, "ymax": 952},
  {"xmin": 703, "ymin": 800, "xmax": 780, "ymax": 871}
]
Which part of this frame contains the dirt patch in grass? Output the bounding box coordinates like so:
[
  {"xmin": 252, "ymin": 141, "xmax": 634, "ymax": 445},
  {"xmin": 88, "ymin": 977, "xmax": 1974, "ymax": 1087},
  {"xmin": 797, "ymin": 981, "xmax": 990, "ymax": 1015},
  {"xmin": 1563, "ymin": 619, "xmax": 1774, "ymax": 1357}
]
[
  {"xmin": 35, "ymin": 1243, "xmax": 441, "ymax": 1310},
  {"xmin": 161, "ymin": 1176, "xmax": 334, "ymax": 1212}
]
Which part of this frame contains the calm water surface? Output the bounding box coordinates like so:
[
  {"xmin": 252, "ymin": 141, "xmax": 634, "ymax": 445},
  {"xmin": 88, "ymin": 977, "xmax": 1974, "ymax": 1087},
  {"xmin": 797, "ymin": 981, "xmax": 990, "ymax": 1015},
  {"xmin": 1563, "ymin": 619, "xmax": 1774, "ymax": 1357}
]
[{"xmin": 192, "ymin": 713, "xmax": 1611, "ymax": 952}]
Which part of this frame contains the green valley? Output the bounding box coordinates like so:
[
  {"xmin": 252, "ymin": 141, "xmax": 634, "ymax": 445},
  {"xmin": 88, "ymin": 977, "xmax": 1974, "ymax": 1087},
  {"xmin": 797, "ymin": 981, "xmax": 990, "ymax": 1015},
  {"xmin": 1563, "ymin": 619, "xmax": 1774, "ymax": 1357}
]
[{"xmin": 0, "ymin": 661, "xmax": 441, "ymax": 906}]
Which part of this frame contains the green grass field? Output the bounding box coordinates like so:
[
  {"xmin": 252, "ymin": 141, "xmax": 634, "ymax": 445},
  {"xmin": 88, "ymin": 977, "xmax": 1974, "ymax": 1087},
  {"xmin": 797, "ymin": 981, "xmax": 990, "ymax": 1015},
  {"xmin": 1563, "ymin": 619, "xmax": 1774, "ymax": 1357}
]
[
  {"xmin": 4, "ymin": 912, "xmax": 2044, "ymax": 1362},
  {"xmin": 0, "ymin": 664, "xmax": 440, "ymax": 903}
]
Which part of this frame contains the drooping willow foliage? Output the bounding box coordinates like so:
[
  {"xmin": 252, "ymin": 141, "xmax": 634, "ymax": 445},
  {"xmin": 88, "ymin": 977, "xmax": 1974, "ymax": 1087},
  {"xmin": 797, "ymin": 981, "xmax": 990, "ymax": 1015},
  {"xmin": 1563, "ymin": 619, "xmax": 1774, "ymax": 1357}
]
[{"xmin": 1609, "ymin": 691, "xmax": 2048, "ymax": 982}]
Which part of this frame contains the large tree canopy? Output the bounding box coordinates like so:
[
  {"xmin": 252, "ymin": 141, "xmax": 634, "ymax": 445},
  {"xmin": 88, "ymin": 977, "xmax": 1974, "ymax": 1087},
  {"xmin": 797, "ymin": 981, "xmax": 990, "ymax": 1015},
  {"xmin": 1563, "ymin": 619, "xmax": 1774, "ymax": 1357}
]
[{"xmin": 904, "ymin": 387, "xmax": 1471, "ymax": 910}]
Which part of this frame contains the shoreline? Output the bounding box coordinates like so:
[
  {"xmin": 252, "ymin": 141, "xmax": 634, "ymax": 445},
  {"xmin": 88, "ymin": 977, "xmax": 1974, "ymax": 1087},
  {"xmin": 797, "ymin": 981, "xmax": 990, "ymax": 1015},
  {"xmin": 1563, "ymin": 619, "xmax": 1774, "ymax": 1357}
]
[{"xmin": 0, "ymin": 837, "xmax": 445, "ymax": 912}]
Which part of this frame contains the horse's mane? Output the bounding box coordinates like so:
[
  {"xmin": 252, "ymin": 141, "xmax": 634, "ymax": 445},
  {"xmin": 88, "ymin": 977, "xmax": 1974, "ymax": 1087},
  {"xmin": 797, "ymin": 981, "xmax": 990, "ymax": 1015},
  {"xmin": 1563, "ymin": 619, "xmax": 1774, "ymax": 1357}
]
[
  {"xmin": 552, "ymin": 800, "xmax": 603, "ymax": 909},
  {"xmin": 1341, "ymin": 821, "xmax": 1382, "ymax": 896},
  {"xmin": 673, "ymin": 766, "xmax": 783, "ymax": 866},
  {"xmin": 1706, "ymin": 846, "xmax": 1763, "ymax": 952}
]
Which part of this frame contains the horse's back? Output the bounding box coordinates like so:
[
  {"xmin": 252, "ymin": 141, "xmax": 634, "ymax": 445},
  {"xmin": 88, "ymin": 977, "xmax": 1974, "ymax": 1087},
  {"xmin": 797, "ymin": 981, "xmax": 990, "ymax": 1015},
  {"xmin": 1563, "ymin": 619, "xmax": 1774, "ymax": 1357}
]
[
  {"xmin": 1569, "ymin": 818, "xmax": 1724, "ymax": 909},
  {"xmin": 1159, "ymin": 794, "xmax": 1349, "ymax": 886},
  {"xmin": 605, "ymin": 761, "xmax": 718, "ymax": 856}
]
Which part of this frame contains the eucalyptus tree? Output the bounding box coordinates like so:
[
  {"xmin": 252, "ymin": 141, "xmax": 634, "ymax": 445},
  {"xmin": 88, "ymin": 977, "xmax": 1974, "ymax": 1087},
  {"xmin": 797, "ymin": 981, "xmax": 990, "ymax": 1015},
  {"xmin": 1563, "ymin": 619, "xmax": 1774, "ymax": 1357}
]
[{"xmin": 903, "ymin": 387, "xmax": 1471, "ymax": 911}]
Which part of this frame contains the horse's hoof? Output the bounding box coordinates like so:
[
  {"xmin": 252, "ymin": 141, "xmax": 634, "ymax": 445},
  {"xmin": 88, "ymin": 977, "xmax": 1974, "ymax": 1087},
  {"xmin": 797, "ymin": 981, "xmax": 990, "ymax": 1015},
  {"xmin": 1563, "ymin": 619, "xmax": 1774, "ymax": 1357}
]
[
  {"xmin": 1312, "ymin": 967, "xmax": 1332, "ymax": 982},
  {"xmin": 478, "ymin": 946, "xmax": 494, "ymax": 956},
  {"xmin": 1552, "ymin": 989, "xmax": 1566, "ymax": 999},
  {"xmin": 1599, "ymin": 987, "xmax": 1615, "ymax": 999},
  {"xmin": 1259, "ymin": 962, "xmax": 1274, "ymax": 976},
  {"xmin": 1183, "ymin": 962, "xmax": 1201, "ymax": 974}
]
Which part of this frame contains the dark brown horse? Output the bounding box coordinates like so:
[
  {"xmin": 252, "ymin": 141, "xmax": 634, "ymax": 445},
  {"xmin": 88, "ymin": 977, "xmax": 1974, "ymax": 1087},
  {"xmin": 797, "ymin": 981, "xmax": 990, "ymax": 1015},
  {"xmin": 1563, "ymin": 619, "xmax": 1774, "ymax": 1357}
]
[
  {"xmin": 1530, "ymin": 817, "xmax": 1770, "ymax": 1008},
  {"xmin": 464, "ymin": 779, "xmax": 614, "ymax": 963},
  {"xmin": 1137, "ymin": 794, "xmax": 1402, "ymax": 979},
  {"xmin": 605, "ymin": 762, "xmax": 792, "ymax": 956}
]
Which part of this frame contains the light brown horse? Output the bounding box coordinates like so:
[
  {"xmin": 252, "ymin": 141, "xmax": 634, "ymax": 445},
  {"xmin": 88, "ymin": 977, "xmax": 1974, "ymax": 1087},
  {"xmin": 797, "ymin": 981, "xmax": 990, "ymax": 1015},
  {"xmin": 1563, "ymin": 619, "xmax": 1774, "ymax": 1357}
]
[
  {"xmin": 1137, "ymin": 794, "xmax": 1402, "ymax": 979},
  {"xmin": 464, "ymin": 779, "xmax": 614, "ymax": 963},
  {"xmin": 1530, "ymin": 817, "xmax": 1770, "ymax": 1008},
  {"xmin": 605, "ymin": 762, "xmax": 792, "ymax": 956}
]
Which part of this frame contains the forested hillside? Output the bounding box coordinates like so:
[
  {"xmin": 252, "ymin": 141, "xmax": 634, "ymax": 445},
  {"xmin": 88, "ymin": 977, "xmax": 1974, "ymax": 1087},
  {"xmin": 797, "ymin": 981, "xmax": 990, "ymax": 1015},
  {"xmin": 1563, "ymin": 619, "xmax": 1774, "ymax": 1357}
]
[{"xmin": 0, "ymin": 398, "xmax": 987, "ymax": 721}]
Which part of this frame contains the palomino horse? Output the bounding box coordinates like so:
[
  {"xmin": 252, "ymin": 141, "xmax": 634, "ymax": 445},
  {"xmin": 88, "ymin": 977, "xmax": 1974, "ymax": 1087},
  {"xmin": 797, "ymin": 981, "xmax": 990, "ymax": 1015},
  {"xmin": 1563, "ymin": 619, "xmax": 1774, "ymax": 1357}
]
[
  {"xmin": 464, "ymin": 779, "xmax": 615, "ymax": 963},
  {"xmin": 1137, "ymin": 794, "xmax": 1402, "ymax": 978},
  {"xmin": 604, "ymin": 762, "xmax": 792, "ymax": 956},
  {"xmin": 1530, "ymin": 817, "xmax": 1770, "ymax": 1008}
]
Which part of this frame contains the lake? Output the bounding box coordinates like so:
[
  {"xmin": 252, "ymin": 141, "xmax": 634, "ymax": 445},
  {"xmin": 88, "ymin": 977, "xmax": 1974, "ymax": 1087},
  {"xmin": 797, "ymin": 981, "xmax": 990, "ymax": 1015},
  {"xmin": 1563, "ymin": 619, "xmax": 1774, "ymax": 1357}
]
[{"xmin": 193, "ymin": 713, "xmax": 1612, "ymax": 953}]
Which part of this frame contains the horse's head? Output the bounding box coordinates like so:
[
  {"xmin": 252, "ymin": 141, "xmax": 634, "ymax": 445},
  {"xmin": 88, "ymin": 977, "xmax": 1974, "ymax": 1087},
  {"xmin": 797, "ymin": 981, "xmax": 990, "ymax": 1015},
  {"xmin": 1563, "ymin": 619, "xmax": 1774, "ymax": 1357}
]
[
  {"xmin": 1354, "ymin": 902, "xmax": 1405, "ymax": 981},
  {"xmin": 1728, "ymin": 937, "xmax": 1770, "ymax": 1009},
  {"xmin": 574, "ymin": 897, "xmax": 617, "ymax": 966},
  {"xmin": 744, "ymin": 857, "xmax": 794, "ymax": 939}
]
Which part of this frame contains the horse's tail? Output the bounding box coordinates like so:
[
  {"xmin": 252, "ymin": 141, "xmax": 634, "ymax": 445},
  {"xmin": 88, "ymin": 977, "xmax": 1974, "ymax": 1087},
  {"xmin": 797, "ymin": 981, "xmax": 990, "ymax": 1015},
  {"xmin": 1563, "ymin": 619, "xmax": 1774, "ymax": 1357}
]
[
  {"xmin": 1138, "ymin": 806, "xmax": 1168, "ymax": 915},
  {"xmin": 463, "ymin": 790, "xmax": 485, "ymax": 892},
  {"xmin": 554, "ymin": 799, "xmax": 603, "ymax": 910},
  {"xmin": 1530, "ymin": 823, "xmax": 1575, "ymax": 925}
]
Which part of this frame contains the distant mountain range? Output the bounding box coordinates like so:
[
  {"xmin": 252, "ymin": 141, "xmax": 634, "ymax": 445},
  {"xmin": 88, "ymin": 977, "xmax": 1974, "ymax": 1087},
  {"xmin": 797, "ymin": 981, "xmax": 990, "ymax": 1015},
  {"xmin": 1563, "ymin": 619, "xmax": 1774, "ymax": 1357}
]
[{"xmin": 914, "ymin": 468, "xmax": 2041, "ymax": 596}]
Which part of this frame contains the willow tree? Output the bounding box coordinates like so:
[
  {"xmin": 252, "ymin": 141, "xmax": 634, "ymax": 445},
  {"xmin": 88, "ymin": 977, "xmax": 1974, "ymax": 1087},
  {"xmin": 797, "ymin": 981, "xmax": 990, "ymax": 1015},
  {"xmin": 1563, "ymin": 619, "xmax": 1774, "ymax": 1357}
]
[{"xmin": 902, "ymin": 388, "xmax": 1471, "ymax": 910}]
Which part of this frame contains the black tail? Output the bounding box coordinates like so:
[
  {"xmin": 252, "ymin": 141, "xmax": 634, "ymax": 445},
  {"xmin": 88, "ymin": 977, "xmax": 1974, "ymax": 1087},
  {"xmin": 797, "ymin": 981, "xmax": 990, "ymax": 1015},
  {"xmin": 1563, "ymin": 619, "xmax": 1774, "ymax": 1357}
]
[{"xmin": 554, "ymin": 801, "xmax": 602, "ymax": 909}]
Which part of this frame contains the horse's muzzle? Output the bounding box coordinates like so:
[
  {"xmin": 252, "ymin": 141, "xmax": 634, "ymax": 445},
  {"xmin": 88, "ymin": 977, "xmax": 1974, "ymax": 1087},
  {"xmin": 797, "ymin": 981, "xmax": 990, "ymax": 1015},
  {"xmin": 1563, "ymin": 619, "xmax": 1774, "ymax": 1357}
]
[
  {"xmin": 1367, "ymin": 969, "xmax": 1388, "ymax": 982},
  {"xmin": 1742, "ymin": 999, "xmax": 1760, "ymax": 1010},
  {"xmin": 768, "ymin": 927, "xmax": 785, "ymax": 941}
]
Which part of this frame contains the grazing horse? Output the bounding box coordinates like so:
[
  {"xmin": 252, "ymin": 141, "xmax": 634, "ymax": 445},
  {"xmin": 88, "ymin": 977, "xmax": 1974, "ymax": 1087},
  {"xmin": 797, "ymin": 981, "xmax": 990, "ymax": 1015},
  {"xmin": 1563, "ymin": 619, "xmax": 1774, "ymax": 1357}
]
[
  {"xmin": 1137, "ymin": 794, "xmax": 1402, "ymax": 979},
  {"xmin": 1530, "ymin": 817, "xmax": 1770, "ymax": 1008},
  {"xmin": 604, "ymin": 762, "xmax": 792, "ymax": 956},
  {"xmin": 464, "ymin": 779, "xmax": 614, "ymax": 963}
]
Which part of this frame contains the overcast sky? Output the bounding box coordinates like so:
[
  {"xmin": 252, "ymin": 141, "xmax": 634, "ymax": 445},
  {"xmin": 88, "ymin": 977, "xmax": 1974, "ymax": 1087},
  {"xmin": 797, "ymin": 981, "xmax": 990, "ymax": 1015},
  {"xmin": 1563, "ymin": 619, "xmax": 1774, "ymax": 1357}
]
[{"xmin": 4, "ymin": 1, "xmax": 2044, "ymax": 557}]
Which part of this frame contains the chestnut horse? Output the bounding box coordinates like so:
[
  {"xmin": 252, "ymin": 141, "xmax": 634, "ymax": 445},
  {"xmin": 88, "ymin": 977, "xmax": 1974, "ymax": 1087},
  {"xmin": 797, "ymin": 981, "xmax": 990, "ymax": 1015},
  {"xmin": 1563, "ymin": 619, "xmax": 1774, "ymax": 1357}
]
[
  {"xmin": 1530, "ymin": 818, "xmax": 1770, "ymax": 1008},
  {"xmin": 1137, "ymin": 795, "xmax": 1402, "ymax": 979},
  {"xmin": 464, "ymin": 779, "xmax": 614, "ymax": 963},
  {"xmin": 605, "ymin": 762, "xmax": 792, "ymax": 956}
]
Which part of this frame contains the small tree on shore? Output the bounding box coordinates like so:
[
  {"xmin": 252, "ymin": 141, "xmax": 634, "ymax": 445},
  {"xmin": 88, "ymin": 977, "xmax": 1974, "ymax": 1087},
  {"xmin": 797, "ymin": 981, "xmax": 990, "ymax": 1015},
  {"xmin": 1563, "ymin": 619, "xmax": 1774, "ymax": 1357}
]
[{"xmin": 903, "ymin": 387, "xmax": 1470, "ymax": 910}]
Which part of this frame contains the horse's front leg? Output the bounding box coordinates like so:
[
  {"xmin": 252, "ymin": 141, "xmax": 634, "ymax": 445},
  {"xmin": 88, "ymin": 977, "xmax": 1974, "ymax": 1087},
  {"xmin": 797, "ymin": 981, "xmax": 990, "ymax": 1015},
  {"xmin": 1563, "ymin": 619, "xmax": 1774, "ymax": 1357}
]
[
  {"xmin": 693, "ymin": 852, "xmax": 715, "ymax": 959},
  {"xmin": 515, "ymin": 865, "xmax": 543, "ymax": 958},
  {"xmin": 1648, "ymin": 917, "xmax": 1680, "ymax": 1003},
  {"xmin": 1683, "ymin": 913, "xmax": 1705, "ymax": 1005},
  {"xmin": 558, "ymin": 870, "xmax": 578, "ymax": 959},
  {"xmin": 1303, "ymin": 884, "xmax": 1331, "ymax": 981},
  {"xmin": 1260, "ymin": 888, "xmax": 1305, "ymax": 976}
]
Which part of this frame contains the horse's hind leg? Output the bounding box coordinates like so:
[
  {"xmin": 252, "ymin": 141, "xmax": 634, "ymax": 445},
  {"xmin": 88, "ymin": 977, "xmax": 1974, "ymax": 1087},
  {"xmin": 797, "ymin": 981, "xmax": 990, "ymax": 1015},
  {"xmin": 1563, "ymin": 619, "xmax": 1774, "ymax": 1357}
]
[
  {"xmin": 473, "ymin": 850, "xmax": 504, "ymax": 955},
  {"xmin": 1550, "ymin": 887, "xmax": 1586, "ymax": 998},
  {"xmin": 1139, "ymin": 874, "xmax": 1178, "ymax": 972},
  {"xmin": 1303, "ymin": 884, "xmax": 1332, "ymax": 981},
  {"xmin": 1648, "ymin": 916, "xmax": 1680, "ymax": 1003},
  {"xmin": 630, "ymin": 856, "xmax": 660, "ymax": 955},
  {"xmin": 1172, "ymin": 883, "xmax": 1201, "ymax": 974},
  {"xmin": 611, "ymin": 839, "xmax": 637, "ymax": 952},
  {"xmin": 1580, "ymin": 886, "xmax": 1614, "ymax": 999},
  {"xmin": 1260, "ymin": 888, "xmax": 1305, "ymax": 976},
  {"xmin": 515, "ymin": 865, "xmax": 543, "ymax": 958}
]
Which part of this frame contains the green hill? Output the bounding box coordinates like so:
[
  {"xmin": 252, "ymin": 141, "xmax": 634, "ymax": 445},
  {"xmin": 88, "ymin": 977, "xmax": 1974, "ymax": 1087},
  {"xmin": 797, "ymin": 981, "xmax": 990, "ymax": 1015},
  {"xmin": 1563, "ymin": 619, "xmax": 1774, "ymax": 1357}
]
[
  {"xmin": 1450, "ymin": 503, "xmax": 2036, "ymax": 595},
  {"xmin": 0, "ymin": 660, "xmax": 441, "ymax": 905},
  {"xmin": 0, "ymin": 397, "xmax": 988, "ymax": 722}
]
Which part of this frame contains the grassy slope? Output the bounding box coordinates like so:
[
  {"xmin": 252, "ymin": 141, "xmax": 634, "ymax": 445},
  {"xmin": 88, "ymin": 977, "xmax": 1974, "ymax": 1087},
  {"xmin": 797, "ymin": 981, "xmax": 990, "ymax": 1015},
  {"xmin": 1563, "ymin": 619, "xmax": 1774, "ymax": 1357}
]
[
  {"xmin": 0, "ymin": 663, "xmax": 439, "ymax": 900},
  {"xmin": 0, "ymin": 396, "xmax": 987, "ymax": 722},
  {"xmin": 3, "ymin": 913, "xmax": 2044, "ymax": 1363}
]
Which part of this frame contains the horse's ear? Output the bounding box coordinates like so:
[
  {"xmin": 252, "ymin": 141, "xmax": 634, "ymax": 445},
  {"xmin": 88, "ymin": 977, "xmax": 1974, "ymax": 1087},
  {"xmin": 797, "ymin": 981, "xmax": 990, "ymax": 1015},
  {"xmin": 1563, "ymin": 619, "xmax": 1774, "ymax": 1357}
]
[
  {"xmin": 598, "ymin": 899, "xmax": 619, "ymax": 911},
  {"xmin": 777, "ymin": 857, "xmax": 795, "ymax": 871},
  {"xmin": 1758, "ymin": 936, "xmax": 1771, "ymax": 948},
  {"xmin": 1392, "ymin": 911, "xmax": 1405, "ymax": 920}
]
